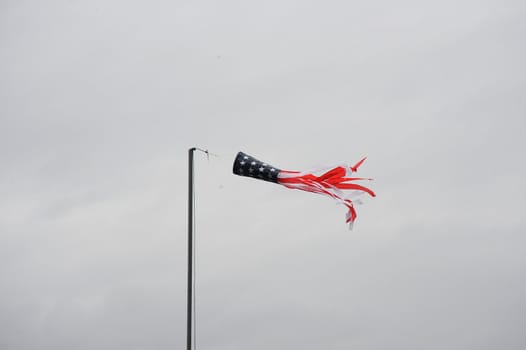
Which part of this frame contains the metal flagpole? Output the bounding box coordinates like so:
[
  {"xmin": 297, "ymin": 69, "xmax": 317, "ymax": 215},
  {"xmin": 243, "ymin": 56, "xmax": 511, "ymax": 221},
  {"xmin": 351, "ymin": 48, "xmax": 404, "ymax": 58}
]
[{"xmin": 187, "ymin": 147, "xmax": 196, "ymax": 350}]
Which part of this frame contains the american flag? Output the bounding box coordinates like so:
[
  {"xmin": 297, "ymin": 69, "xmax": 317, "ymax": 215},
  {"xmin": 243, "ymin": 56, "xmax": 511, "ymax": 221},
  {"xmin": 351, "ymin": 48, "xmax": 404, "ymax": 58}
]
[{"xmin": 233, "ymin": 151, "xmax": 376, "ymax": 229}]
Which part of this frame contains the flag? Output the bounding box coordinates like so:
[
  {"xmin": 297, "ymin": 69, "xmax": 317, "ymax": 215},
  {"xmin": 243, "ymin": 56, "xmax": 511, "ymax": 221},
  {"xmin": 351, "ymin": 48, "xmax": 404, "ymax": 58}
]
[{"xmin": 233, "ymin": 151, "xmax": 376, "ymax": 229}]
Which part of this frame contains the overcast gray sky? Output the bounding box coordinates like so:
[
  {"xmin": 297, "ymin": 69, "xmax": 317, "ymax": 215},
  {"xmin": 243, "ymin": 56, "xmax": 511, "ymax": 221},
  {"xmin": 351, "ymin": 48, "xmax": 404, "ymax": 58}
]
[{"xmin": 1, "ymin": 0, "xmax": 525, "ymax": 349}]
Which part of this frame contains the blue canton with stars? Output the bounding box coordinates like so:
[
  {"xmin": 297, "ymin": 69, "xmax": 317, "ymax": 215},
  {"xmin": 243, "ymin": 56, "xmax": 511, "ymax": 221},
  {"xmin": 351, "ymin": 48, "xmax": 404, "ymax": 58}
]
[{"xmin": 233, "ymin": 151, "xmax": 281, "ymax": 183}]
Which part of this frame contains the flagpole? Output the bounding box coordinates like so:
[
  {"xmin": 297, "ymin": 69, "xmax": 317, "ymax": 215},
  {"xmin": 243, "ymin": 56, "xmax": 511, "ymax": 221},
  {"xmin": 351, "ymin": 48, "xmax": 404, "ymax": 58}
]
[{"xmin": 187, "ymin": 147, "xmax": 196, "ymax": 350}]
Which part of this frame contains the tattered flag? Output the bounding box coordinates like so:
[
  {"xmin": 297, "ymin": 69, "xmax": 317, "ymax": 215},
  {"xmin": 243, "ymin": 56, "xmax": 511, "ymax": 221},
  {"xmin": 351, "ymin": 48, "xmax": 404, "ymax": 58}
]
[{"xmin": 233, "ymin": 151, "xmax": 376, "ymax": 229}]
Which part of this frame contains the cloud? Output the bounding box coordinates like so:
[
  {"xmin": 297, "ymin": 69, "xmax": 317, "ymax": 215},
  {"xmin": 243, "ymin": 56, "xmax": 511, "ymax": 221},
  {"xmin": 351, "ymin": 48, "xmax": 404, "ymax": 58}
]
[{"xmin": 1, "ymin": 0, "xmax": 525, "ymax": 349}]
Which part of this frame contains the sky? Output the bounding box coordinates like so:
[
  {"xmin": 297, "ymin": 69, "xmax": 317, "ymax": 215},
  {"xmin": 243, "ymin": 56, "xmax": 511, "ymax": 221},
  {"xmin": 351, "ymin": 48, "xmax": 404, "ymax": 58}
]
[{"xmin": 1, "ymin": 0, "xmax": 525, "ymax": 349}]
